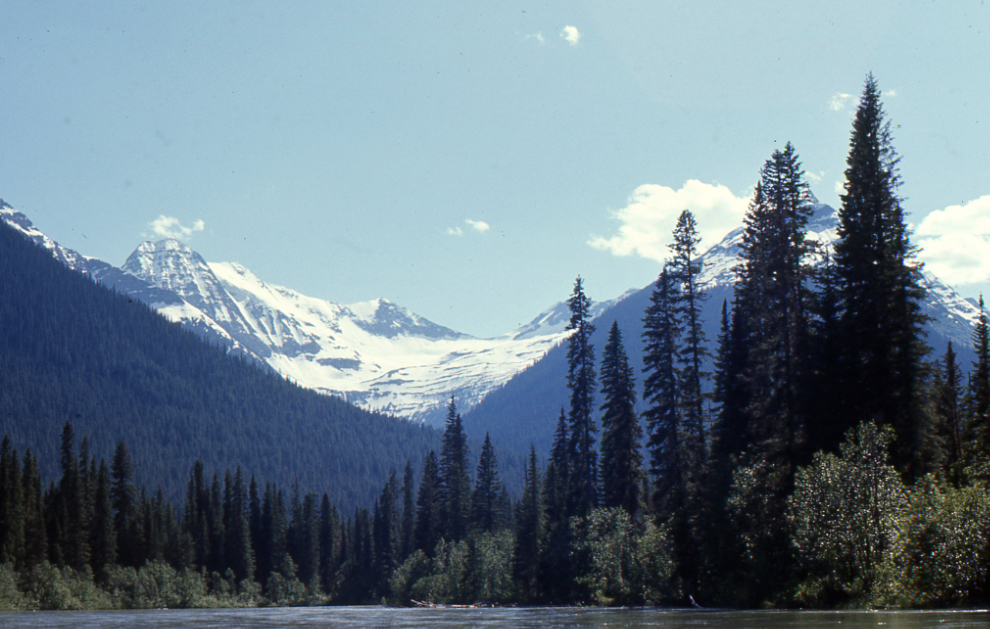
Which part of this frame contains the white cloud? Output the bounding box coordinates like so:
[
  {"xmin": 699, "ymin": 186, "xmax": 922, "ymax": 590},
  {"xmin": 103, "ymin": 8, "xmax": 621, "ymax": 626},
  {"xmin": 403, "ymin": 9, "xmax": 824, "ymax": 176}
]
[
  {"xmin": 466, "ymin": 219, "xmax": 490, "ymax": 233},
  {"xmin": 525, "ymin": 32, "xmax": 545, "ymax": 44},
  {"xmin": 149, "ymin": 215, "xmax": 205, "ymax": 240},
  {"xmin": 561, "ymin": 25, "xmax": 580, "ymax": 46},
  {"xmin": 588, "ymin": 180, "xmax": 750, "ymax": 263},
  {"xmin": 916, "ymin": 195, "xmax": 990, "ymax": 285},
  {"xmin": 885, "ymin": 89, "xmax": 898, "ymax": 97},
  {"xmin": 829, "ymin": 92, "xmax": 853, "ymax": 111},
  {"xmin": 834, "ymin": 180, "xmax": 846, "ymax": 197},
  {"xmin": 447, "ymin": 219, "xmax": 490, "ymax": 236},
  {"xmin": 806, "ymin": 170, "xmax": 825, "ymax": 185}
]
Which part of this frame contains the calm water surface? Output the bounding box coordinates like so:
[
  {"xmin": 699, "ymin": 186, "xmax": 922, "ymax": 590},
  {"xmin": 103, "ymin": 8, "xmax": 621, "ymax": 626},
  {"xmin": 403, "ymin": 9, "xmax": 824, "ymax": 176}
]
[{"xmin": 1, "ymin": 606, "xmax": 986, "ymax": 628}]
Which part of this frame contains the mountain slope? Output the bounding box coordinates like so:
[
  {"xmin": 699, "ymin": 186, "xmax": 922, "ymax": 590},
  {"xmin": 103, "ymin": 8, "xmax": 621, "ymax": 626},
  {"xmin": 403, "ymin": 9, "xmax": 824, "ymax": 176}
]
[
  {"xmin": 0, "ymin": 213, "xmax": 439, "ymax": 510},
  {"xmin": 1, "ymin": 200, "xmax": 587, "ymax": 427},
  {"xmin": 463, "ymin": 200, "xmax": 984, "ymax": 456}
]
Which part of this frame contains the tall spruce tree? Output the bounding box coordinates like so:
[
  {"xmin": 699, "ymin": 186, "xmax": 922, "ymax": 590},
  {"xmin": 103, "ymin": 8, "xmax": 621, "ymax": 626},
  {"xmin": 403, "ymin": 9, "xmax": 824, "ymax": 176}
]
[
  {"xmin": 565, "ymin": 276, "xmax": 598, "ymax": 517},
  {"xmin": 598, "ymin": 321, "xmax": 643, "ymax": 515},
  {"xmin": 470, "ymin": 434, "xmax": 504, "ymax": 534},
  {"xmin": 58, "ymin": 422, "xmax": 89, "ymax": 571},
  {"xmin": 642, "ymin": 267, "xmax": 683, "ymax": 517},
  {"xmin": 414, "ymin": 450, "xmax": 442, "ymax": 555},
  {"xmin": 372, "ymin": 471, "xmax": 399, "ymax": 594},
  {"xmin": 89, "ymin": 461, "xmax": 116, "ymax": 581},
  {"xmin": 513, "ymin": 445, "xmax": 543, "ymax": 599},
  {"xmin": 439, "ymin": 396, "xmax": 471, "ymax": 542},
  {"xmin": 934, "ymin": 343, "xmax": 964, "ymax": 485},
  {"xmin": 668, "ymin": 211, "xmax": 708, "ymax": 480},
  {"xmin": 834, "ymin": 73, "xmax": 928, "ymax": 474},
  {"xmin": 969, "ymin": 295, "xmax": 990, "ymax": 469},
  {"xmin": 736, "ymin": 144, "xmax": 813, "ymax": 462}
]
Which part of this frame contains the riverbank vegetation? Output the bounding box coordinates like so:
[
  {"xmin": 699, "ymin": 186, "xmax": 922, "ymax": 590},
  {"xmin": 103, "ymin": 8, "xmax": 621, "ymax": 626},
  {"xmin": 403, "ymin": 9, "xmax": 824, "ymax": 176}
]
[{"xmin": 2, "ymin": 75, "xmax": 989, "ymax": 611}]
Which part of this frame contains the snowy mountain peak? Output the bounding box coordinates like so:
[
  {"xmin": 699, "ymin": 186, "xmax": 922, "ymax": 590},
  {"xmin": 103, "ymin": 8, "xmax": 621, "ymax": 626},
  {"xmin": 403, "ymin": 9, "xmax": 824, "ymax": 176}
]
[{"xmin": 123, "ymin": 239, "xmax": 243, "ymax": 327}]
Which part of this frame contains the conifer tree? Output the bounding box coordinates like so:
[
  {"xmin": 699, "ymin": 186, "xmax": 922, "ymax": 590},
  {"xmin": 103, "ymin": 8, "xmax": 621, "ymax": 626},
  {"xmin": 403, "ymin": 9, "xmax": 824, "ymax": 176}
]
[
  {"xmin": 414, "ymin": 450, "xmax": 442, "ymax": 555},
  {"xmin": 112, "ymin": 441, "xmax": 138, "ymax": 567},
  {"xmin": 642, "ymin": 267, "xmax": 682, "ymax": 516},
  {"xmin": 89, "ymin": 460, "xmax": 116, "ymax": 581},
  {"xmin": 834, "ymin": 73, "xmax": 928, "ymax": 474},
  {"xmin": 318, "ymin": 494, "xmax": 341, "ymax": 594},
  {"xmin": 513, "ymin": 445, "xmax": 543, "ymax": 599},
  {"xmin": 598, "ymin": 321, "xmax": 643, "ymax": 515},
  {"xmin": 969, "ymin": 295, "xmax": 990, "ymax": 468},
  {"xmin": 21, "ymin": 450, "xmax": 47, "ymax": 567},
  {"xmin": 565, "ymin": 276, "xmax": 598, "ymax": 517},
  {"xmin": 373, "ymin": 471, "xmax": 399, "ymax": 594},
  {"xmin": 400, "ymin": 460, "xmax": 415, "ymax": 560},
  {"xmin": 735, "ymin": 144, "xmax": 813, "ymax": 463},
  {"xmin": 439, "ymin": 396, "xmax": 471, "ymax": 542},
  {"xmin": 540, "ymin": 408, "xmax": 573, "ymax": 600},
  {"xmin": 470, "ymin": 433, "xmax": 504, "ymax": 534},
  {"xmin": 58, "ymin": 422, "xmax": 90, "ymax": 571},
  {"xmin": 223, "ymin": 468, "xmax": 255, "ymax": 582},
  {"xmin": 668, "ymin": 210, "xmax": 708, "ymax": 482},
  {"xmin": 805, "ymin": 248, "xmax": 845, "ymax": 456},
  {"xmin": 0, "ymin": 439, "xmax": 24, "ymax": 567},
  {"xmin": 934, "ymin": 343, "xmax": 964, "ymax": 485}
]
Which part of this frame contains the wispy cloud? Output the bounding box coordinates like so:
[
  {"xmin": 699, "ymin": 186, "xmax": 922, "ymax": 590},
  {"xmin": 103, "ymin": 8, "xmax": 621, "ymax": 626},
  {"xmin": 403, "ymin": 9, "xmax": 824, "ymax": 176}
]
[
  {"xmin": 916, "ymin": 195, "xmax": 990, "ymax": 285},
  {"xmin": 588, "ymin": 180, "xmax": 749, "ymax": 263},
  {"xmin": 149, "ymin": 215, "xmax": 205, "ymax": 240},
  {"xmin": 466, "ymin": 219, "xmax": 490, "ymax": 233},
  {"xmin": 561, "ymin": 25, "xmax": 580, "ymax": 46},
  {"xmin": 447, "ymin": 219, "xmax": 490, "ymax": 237},
  {"xmin": 829, "ymin": 92, "xmax": 853, "ymax": 111},
  {"xmin": 525, "ymin": 32, "xmax": 545, "ymax": 44}
]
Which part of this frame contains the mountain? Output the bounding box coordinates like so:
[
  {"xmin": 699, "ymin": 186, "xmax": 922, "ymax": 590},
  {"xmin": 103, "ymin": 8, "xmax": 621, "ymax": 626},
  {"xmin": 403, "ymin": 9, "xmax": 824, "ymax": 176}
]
[
  {"xmin": 0, "ymin": 211, "xmax": 440, "ymax": 510},
  {"xmin": 2, "ymin": 201, "xmax": 617, "ymax": 427},
  {"xmin": 463, "ymin": 198, "xmax": 985, "ymax": 456}
]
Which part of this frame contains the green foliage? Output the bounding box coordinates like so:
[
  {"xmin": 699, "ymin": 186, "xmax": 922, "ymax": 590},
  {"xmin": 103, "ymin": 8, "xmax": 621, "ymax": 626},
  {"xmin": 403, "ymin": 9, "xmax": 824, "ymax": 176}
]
[
  {"xmin": 465, "ymin": 530, "xmax": 516, "ymax": 603},
  {"xmin": 789, "ymin": 421, "xmax": 907, "ymax": 606},
  {"xmin": 0, "ymin": 562, "xmax": 27, "ymax": 610},
  {"xmin": 571, "ymin": 508, "xmax": 674, "ymax": 606},
  {"xmin": 19, "ymin": 561, "xmax": 112, "ymax": 610},
  {"xmin": 407, "ymin": 538, "xmax": 470, "ymax": 604},
  {"xmin": 896, "ymin": 475, "xmax": 990, "ymax": 606}
]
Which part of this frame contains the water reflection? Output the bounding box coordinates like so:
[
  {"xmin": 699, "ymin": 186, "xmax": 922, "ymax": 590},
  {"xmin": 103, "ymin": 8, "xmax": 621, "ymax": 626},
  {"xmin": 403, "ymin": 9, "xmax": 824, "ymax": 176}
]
[{"xmin": 1, "ymin": 606, "xmax": 986, "ymax": 629}]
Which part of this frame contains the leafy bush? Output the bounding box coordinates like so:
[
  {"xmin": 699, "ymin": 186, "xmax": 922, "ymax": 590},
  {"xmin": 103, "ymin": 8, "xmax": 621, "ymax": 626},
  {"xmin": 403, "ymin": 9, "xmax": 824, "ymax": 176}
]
[
  {"xmin": 788, "ymin": 421, "xmax": 907, "ymax": 607},
  {"xmin": 896, "ymin": 475, "xmax": 990, "ymax": 606},
  {"xmin": 0, "ymin": 562, "xmax": 27, "ymax": 611},
  {"xmin": 571, "ymin": 507, "xmax": 674, "ymax": 606}
]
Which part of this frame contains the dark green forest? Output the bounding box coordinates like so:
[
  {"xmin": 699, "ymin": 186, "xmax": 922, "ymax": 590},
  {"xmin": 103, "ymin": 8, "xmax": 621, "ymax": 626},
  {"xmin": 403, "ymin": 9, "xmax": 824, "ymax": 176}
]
[
  {"xmin": 0, "ymin": 210, "xmax": 440, "ymax": 511},
  {"xmin": 2, "ymin": 75, "xmax": 990, "ymax": 610}
]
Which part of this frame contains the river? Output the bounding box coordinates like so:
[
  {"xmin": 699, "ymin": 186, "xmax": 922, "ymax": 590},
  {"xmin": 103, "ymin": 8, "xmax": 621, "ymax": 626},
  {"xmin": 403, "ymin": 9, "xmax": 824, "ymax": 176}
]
[{"xmin": 1, "ymin": 606, "xmax": 987, "ymax": 628}]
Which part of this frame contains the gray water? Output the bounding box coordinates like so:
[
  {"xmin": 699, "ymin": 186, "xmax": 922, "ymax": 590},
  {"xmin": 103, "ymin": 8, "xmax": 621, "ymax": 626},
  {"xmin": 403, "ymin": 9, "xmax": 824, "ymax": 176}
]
[{"xmin": 0, "ymin": 606, "xmax": 986, "ymax": 628}]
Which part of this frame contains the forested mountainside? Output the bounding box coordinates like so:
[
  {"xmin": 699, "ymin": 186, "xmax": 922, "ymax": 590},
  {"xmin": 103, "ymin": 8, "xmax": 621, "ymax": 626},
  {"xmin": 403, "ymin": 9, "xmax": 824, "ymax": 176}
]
[{"xmin": 0, "ymin": 218, "xmax": 440, "ymax": 511}]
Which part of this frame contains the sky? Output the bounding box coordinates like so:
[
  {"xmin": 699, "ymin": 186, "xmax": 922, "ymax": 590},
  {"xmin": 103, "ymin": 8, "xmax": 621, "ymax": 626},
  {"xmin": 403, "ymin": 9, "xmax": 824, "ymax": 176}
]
[{"xmin": 2, "ymin": 1, "xmax": 989, "ymax": 338}]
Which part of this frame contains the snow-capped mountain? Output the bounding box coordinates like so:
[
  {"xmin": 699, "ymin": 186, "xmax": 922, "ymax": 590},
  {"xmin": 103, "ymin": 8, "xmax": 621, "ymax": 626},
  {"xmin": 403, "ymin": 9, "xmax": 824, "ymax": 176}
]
[
  {"xmin": 698, "ymin": 196, "xmax": 982, "ymax": 349},
  {"xmin": 120, "ymin": 237, "xmax": 592, "ymax": 424},
  {"xmin": 0, "ymin": 199, "xmax": 635, "ymax": 426}
]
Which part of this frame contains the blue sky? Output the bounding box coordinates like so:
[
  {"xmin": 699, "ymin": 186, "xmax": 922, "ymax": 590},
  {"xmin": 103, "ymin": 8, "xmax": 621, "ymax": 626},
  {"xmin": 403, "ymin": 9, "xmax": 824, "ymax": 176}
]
[{"xmin": 2, "ymin": 1, "xmax": 989, "ymax": 337}]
